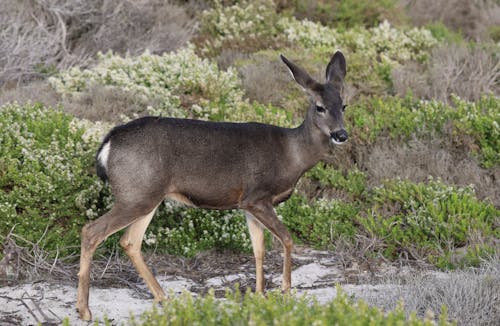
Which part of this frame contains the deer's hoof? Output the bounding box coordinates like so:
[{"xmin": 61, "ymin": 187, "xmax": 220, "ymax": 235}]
[
  {"xmin": 77, "ymin": 306, "xmax": 92, "ymax": 321},
  {"xmin": 154, "ymin": 295, "xmax": 169, "ymax": 306}
]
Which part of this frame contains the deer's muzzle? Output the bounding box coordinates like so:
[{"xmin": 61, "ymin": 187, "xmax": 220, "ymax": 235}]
[{"xmin": 330, "ymin": 129, "xmax": 348, "ymax": 145}]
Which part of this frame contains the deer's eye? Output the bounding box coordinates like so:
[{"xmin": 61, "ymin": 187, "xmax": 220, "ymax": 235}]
[
  {"xmin": 316, "ymin": 105, "xmax": 326, "ymax": 113},
  {"xmin": 342, "ymin": 104, "xmax": 347, "ymax": 112}
]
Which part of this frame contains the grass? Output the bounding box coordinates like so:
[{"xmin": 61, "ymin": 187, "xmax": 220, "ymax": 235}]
[{"xmin": 116, "ymin": 287, "xmax": 452, "ymax": 326}]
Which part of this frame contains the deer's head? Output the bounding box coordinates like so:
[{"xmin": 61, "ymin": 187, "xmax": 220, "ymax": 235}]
[{"xmin": 281, "ymin": 51, "xmax": 348, "ymax": 145}]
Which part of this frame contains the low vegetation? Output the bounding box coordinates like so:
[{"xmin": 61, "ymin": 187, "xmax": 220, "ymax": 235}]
[
  {"xmin": 121, "ymin": 287, "xmax": 452, "ymax": 326},
  {"xmin": 1, "ymin": 0, "xmax": 499, "ymax": 324},
  {"xmin": 0, "ymin": 103, "xmax": 108, "ymax": 254}
]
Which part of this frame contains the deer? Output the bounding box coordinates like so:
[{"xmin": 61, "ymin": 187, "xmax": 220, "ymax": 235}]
[{"xmin": 76, "ymin": 51, "xmax": 348, "ymax": 320}]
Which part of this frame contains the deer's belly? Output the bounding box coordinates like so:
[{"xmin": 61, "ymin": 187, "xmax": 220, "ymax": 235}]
[{"xmin": 165, "ymin": 188, "xmax": 242, "ymax": 210}]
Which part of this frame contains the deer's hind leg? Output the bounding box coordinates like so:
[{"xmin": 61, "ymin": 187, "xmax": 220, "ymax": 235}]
[
  {"xmin": 76, "ymin": 203, "xmax": 158, "ymax": 321},
  {"xmin": 245, "ymin": 212, "xmax": 265, "ymax": 292},
  {"xmin": 119, "ymin": 205, "xmax": 166, "ymax": 302}
]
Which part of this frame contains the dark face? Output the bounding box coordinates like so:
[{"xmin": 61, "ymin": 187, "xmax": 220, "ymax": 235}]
[
  {"xmin": 281, "ymin": 51, "xmax": 348, "ymax": 145},
  {"xmin": 311, "ymin": 83, "xmax": 348, "ymax": 145}
]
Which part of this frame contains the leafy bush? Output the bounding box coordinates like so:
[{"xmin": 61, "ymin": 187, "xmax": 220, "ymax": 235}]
[
  {"xmin": 0, "ymin": 103, "xmax": 108, "ymax": 253},
  {"xmin": 305, "ymin": 163, "xmax": 367, "ymax": 200},
  {"xmin": 278, "ymin": 194, "xmax": 360, "ymax": 248},
  {"xmin": 281, "ymin": 19, "xmax": 437, "ymax": 64},
  {"xmin": 229, "ymin": 18, "xmax": 438, "ymax": 101},
  {"xmin": 125, "ymin": 287, "xmax": 452, "ymax": 326},
  {"xmin": 276, "ymin": 173, "xmax": 498, "ymax": 269},
  {"xmin": 361, "ymin": 178, "xmax": 499, "ymax": 268},
  {"xmin": 145, "ymin": 201, "xmax": 251, "ymax": 257},
  {"xmin": 290, "ymin": 0, "xmax": 403, "ymax": 29},
  {"xmin": 49, "ymin": 46, "xmax": 245, "ymax": 121},
  {"xmin": 196, "ymin": 0, "xmax": 288, "ymax": 56},
  {"xmin": 347, "ymin": 95, "xmax": 500, "ymax": 167},
  {"xmin": 48, "ymin": 46, "xmax": 295, "ymax": 126}
]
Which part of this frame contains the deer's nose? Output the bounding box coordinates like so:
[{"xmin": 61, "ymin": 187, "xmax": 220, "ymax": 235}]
[{"xmin": 330, "ymin": 129, "xmax": 348, "ymax": 144}]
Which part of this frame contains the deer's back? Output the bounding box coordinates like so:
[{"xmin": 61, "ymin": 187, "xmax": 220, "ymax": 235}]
[{"xmin": 100, "ymin": 117, "xmax": 297, "ymax": 209}]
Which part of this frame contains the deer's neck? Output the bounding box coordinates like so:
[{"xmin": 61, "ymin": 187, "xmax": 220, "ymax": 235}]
[{"xmin": 288, "ymin": 112, "xmax": 330, "ymax": 174}]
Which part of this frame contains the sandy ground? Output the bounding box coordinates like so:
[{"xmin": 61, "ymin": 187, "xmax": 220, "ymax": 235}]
[{"xmin": 0, "ymin": 248, "xmax": 417, "ymax": 325}]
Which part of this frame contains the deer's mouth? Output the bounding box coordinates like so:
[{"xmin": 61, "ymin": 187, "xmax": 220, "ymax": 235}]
[{"xmin": 330, "ymin": 129, "xmax": 348, "ymax": 145}]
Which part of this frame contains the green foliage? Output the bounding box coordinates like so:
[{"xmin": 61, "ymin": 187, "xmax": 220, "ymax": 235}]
[
  {"xmin": 277, "ymin": 171, "xmax": 498, "ymax": 268},
  {"xmin": 0, "ymin": 103, "xmax": 108, "ymax": 253},
  {"xmin": 197, "ymin": 0, "xmax": 287, "ymax": 56},
  {"xmin": 231, "ymin": 17, "xmax": 438, "ymax": 101},
  {"xmin": 291, "ymin": 0, "xmax": 402, "ymax": 29},
  {"xmin": 488, "ymin": 24, "xmax": 500, "ymax": 42},
  {"xmin": 49, "ymin": 46, "xmax": 246, "ymax": 121},
  {"xmin": 425, "ymin": 22, "xmax": 464, "ymax": 43},
  {"xmin": 281, "ymin": 19, "xmax": 437, "ymax": 64},
  {"xmin": 129, "ymin": 286, "xmax": 451, "ymax": 326},
  {"xmin": 305, "ymin": 163, "xmax": 367, "ymax": 200},
  {"xmin": 145, "ymin": 202, "xmax": 251, "ymax": 257},
  {"xmin": 360, "ymin": 179, "xmax": 499, "ymax": 267},
  {"xmin": 347, "ymin": 95, "xmax": 500, "ymax": 167},
  {"xmin": 278, "ymin": 194, "xmax": 359, "ymax": 248},
  {"xmin": 333, "ymin": 0, "xmax": 401, "ymax": 28},
  {"xmin": 451, "ymin": 95, "xmax": 500, "ymax": 168}
]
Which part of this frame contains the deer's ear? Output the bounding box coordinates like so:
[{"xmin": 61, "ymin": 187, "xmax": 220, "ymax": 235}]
[
  {"xmin": 280, "ymin": 54, "xmax": 320, "ymax": 92},
  {"xmin": 325, "ymin": 51, "xmax": 346, "ymax": 91}
]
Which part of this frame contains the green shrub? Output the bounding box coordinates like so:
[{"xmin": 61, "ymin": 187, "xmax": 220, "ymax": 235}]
[
  {"xmin": 276, "ymin": 175, "xmax": 498, "ymax": 269},
  {"xmin": 278, "ymin": 194, "xmax": 360, "ymax": 248},
  {"xmin": 452, "ymin": 95, "xmax": 500, "ymax": 168},
  {"xmin": 425, "ymin": 22, "xmax": 464, "ymax": 43},
  {"xmin": 360, "ymin": 178, "xmax": 499, "ymax": 268},
  {"xmin": 231, "ymin": 18, "xmax": 438, "ymax": 99},
  {"xmin": 196, "ymin": 0, "xmax": 288, "ymax": 56},
  {"xmin": 145, "ymin": 202, "xmax": 251, "ymax": 257},
  {"xmin": 347, "ymin": 95, "xmax": 500, "ymax": 167},
  {"xmin": 0, "ymin": 103, "xmax": 108, "ymax": 253},
  {"xmin": 48, "ymin": 46, "xmax": 296, "ymax": 126},
  {"xmin": 49, "ymin": 46, "xmax": 246, "ymax": 121},
  {"xmin": 279, "ymin": 18, "xmax": 437, "ymax": 63},
  {"xmin": 127, "ymin": 286, "xmax": 451, "ymax": 326},
  {"xmin": 291, "ymin": 0, "xmax": 403, "ymax": 29},
  {"xmin": 305, "ymin": 163, "xmax": 367, "ymax": 200}
]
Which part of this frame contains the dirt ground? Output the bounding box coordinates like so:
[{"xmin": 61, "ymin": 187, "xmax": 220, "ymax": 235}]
[{"xmin": 0, "ymin": 247, "xmax": 430, "ymax": 325}]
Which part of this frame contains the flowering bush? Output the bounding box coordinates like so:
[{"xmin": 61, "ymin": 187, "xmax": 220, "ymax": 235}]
[
  {"xmin": 0, "ymin": 103, "xmax": 109, "ymax": 252},
  {"xmin": 345, "ymin": 21, "xmax": 437, "ymax": 63},
  {"xmin": 49, "ymin": 44, "xmax": 296, "ymax": 126},
  {"xmin": 146, "ymin": 201, "xmax": 251, "ymax": 257},
  {"xmin": 197, "ymin": 0, "xmax": 286, "ymax": 55},
  {"xmin": 200, "ymin": 1, "xmax": 437, "ymax": 65},
  {"xmin": 0, "ymin": 103, "xmax": 252, "ymax": 256},
  {"xmin": 49, "ymin": 45, "xmax": 245, "ymax": 121}
]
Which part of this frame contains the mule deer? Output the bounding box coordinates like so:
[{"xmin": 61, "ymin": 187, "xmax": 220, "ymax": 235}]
[{"xmin": 76, "ymin": 51, "xmax": 348, "ymax": 320}]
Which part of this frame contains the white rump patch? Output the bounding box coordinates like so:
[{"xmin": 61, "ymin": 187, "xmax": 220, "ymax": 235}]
[{"xmin": 98, "ymin": 141, "xmax": 111, "ymax": 170}]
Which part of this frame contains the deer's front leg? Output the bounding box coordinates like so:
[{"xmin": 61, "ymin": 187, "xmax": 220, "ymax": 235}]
[{"xmin": 244, "ymin": 201, "xmax": 293, "ymax": 292}]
